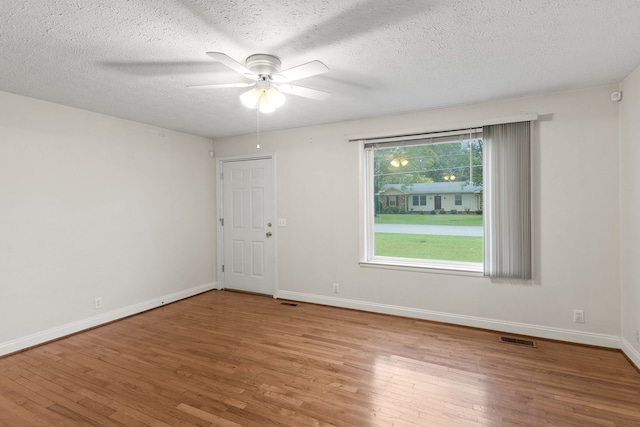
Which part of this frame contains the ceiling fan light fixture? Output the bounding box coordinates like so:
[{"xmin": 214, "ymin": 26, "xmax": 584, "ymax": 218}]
[
  {"xmin": 259, "ymin": 100, "xmax": 275, "ymax": 114},
  {"xmin": 257, "ymin": 89, "xmax": 284, "ymax": 113},
  {"xmin": 241, "ymin": 87, "xmax": 286, "ymax": 113},
  {"xmin": 265, "ymin": 88, "xmax": 285, "ymax": 108},
  {"xmin": 390, "ymin": 158, "xmax": 408, "ymax": 167},
  {"xmin": 240, "ymin": 88, "xmax": 261, "ymax": 109}
]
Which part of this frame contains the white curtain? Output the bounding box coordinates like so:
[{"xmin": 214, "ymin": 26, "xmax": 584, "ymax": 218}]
[{"xmin": 483, "ymin": 121, "xmax": 532, "ymax": 279}]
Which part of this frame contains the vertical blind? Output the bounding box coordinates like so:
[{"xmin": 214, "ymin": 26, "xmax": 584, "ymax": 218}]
[{"xmin": 483, "ymin": 121, "xmax": 532, "ymax": 279}]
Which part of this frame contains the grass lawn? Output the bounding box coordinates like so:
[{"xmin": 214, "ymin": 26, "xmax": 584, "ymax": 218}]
[
  {"xmin": 375, "ymin": 214, "xmax": 483, "ymax": 226},
  {"xmin": 375, "ymin": 233, "xmax": 483, "ymax": 262}
]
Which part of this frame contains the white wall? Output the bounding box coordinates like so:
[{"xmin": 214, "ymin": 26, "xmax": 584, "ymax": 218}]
[
  {"xmin": 213, "ymin": 86, "xmax": 622, "ymax": 348},
  {"xmin": 0, "ymin": 91, "xmax": 216, "ymax": 355},
  {"xmin": 620, "ymin": 65, "xmax": 640, "ymax": 367}
]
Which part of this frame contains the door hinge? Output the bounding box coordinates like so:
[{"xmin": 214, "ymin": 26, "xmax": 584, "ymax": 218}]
[
  {"xmin": 220, "ymin": 172, "xmax": 224, "ymax": 180},
  {"xmin": 220, "ymin": 218, "xmax": 224, "ymax": 226},
  {"xmin": 222, "ymin": 265, "xmax": 224, "ymax": 273}
]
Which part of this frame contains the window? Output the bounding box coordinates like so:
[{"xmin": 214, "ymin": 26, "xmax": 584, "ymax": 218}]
[
  {"xmin": 365, "ymin": 129, "xmax": 484, "ymax": 272},
  {"xmin": 361, "ymin": 121, "xmax": 532, "ymax": 278}
]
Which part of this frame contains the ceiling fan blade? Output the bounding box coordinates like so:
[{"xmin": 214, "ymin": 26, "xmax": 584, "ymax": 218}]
[
  {"xmin": 187, "ymin": 82, "xmax": 255, "ymax": 88},
  {"xmin": 206, "ymin": 52, "xmax": 258, "ymax": 80},
  {"xmin": 273, "ymin": 60, "xmax": 329, "ymax": 83},
  {"xmin": 277, "ymin": 84, "xmax": 330, "ymax": 101}
]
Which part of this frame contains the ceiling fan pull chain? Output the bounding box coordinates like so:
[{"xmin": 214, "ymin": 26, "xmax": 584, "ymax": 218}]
[{"xmin": 256, "ymin": 107, "xmax": 260, "ymax": 149}]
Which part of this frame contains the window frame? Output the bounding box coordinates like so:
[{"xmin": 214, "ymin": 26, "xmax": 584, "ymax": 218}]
[
  {"xmin": 361, "ymin": 129, "xmax": 484, "ymax": 274},
  {"xmin": 413, "ymin": 195, "xmax": 427, "ymax": 206}
]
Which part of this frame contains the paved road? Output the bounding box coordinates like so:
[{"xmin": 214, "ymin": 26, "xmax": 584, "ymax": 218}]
[{"xmin": 374, "ymin": 224, "xmax": 482, "ymax": 237}]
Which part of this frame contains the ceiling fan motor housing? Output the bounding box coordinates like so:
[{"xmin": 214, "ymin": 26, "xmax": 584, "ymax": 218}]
[{"xmin": 245, "ymin": 54, "xmax": 281, "ymax": 76}]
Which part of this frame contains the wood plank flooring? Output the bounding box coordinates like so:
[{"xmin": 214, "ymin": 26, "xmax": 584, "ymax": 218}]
[{"xmin": 1, "ymin": 290, "xmax": 639, "ymax": 426}]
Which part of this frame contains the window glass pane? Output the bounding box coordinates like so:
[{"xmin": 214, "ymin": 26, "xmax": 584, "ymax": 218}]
[{"xmin": 372, "ymin": 138, "xmax": 483, "ymax": 264}]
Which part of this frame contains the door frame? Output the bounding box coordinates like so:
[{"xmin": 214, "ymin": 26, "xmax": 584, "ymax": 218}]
[{"xmin": 215, "ymin": 152, "xmax": 277, "ymax": 293}]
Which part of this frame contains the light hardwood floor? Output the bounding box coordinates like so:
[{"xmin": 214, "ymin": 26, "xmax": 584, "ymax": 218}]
[{"xmin": 1, "ymin": 290, "xmax": 639, "ymax": 426}]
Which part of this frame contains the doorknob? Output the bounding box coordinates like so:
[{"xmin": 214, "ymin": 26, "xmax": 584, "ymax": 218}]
[{"xmin": 266, "ymin": 231, "xmax": 273, "ymax": 238}]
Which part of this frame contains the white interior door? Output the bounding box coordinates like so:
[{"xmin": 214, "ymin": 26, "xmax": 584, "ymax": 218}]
[{"xmin": 221, "ymin": 158, "xmax": 275, "ymax": 295}]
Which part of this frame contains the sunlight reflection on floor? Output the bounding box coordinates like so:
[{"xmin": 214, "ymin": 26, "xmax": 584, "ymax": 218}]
[{"xmin": 370, "ymin": 354, "xmax": 491, "ymax": 426}]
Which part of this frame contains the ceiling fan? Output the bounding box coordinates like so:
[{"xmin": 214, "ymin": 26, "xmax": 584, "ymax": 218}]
[{"xmin": 189, "ymin": 52, "xmax": 330, "ymax": 113}]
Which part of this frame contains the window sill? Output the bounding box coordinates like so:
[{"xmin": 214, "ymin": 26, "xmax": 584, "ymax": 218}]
[{"xmin": 359, "ymin": 257, "xmax": 484, "ymax": 277}]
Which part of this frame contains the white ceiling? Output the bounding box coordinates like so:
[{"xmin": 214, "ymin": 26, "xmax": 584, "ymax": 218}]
[{"xmin": 2, "ymin": 1, "xmax": 640, "ymax": 139}]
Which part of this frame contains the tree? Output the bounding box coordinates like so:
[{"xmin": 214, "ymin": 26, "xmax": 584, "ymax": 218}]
[{"xmin": 373, "ymin": 139, "xmax": 483, "ymax": 191}]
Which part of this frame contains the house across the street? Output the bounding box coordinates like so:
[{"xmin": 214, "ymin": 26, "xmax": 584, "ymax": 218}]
[{"xmin": 378, "ymin": 182, "xmax": 483, "ymax": 213}]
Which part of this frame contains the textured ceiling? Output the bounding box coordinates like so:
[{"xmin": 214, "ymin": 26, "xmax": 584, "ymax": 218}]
[{"xmin": 1, "ymin": 0, "xmax": 640, "ymax": 139}]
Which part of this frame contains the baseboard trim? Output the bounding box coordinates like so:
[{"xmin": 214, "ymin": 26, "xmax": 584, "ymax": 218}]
[
  {"xmin": 5, "ymin": 286, "xmax": 636, "ymax": 371},
  {"xmin": 275, "ymin": 291, "xmax": 622, "ymax": 350},
  {"xmin": 0, "ymin": 282, "xmax": 217, "ymax": 357},
  {"xmin": 621, "ymin": 338, "xmax": 640, "ymax": 370}
]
